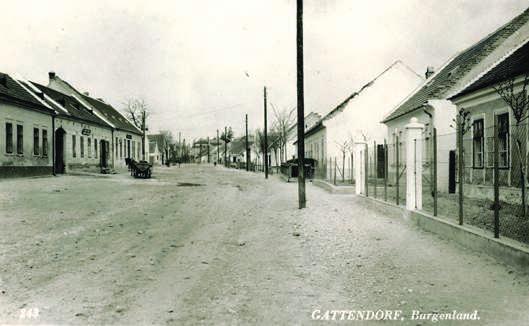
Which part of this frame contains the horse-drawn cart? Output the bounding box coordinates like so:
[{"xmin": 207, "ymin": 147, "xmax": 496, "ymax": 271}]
[{"xmin": 130, "ymin": 160, "xmax": 152, "ymax": 179}]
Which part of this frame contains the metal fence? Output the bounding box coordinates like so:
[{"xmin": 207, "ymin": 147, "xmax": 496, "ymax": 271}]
[
  {"xmin": 313, "ymin": 155, "xmax": 354, "ymax": 185},
  {"xmin": 365, "ymin": 137, "xmax": 407, "ymax": 206},
  {"xmin": 362, "ymin": 120, "xmax": 529, "ymax": 245}
]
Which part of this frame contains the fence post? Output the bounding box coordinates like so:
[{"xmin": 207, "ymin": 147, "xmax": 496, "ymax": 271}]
[
  {"xmin": 384, "ymin": 139, "xmax": 388, "ymax": 202},
  {"xmin": 365, "ymin": 144, "xmax": 369, "ymax": 197},
  {"xmin": 406, "ymin": 118, "xmax": 424, "ymax": 211},
  {"xmin": 395, "ymin": 135, "xmax": 400, "ymax": 205},
  {"xmin": 351, "ymin": 152, "xmax": 354, "ymax": 184},
  {"xmin": 354, "ymin": 141, "xmax": 366, "ymax": 195},
  {"xmin": 458, "ymin": 114, "xmax": 464, "ymax": 225},
  {"xmin": 494, "ymin": 121, "xmax": 500, "ymax": 238},
  {"xmin": 333, "ymin": 157, "xmax": 337, "ymax": 185},
  {"xmin": 433, "ymin": 128, "xmax": 438, "ymax": 216},
  {"xmin": 374, "ymin": 141, "xmax": 377, "ymax": 198}
]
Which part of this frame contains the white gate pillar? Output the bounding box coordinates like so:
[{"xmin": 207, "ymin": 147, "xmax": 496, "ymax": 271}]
[
  {"xmin": 354, "ymin": 141, "xmax": 367, "ymax": 195},
  {"xmin": 405, "ymin": 118, "xmax": 424, "ymax": 210}
]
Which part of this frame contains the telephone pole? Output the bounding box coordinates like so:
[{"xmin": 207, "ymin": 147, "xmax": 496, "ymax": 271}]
[
  {"xmin": 207, "ymin": 137, "xmax": 210, "ymax": 163},
  {"xmin": 178, "ymin": 132, "xmax": 181, "ymax": 162},
  {"xmin": 216, "ymin": 129, "xmax": 220, "ymax": 164},
  {"xmin": 264, "ymin": 87, "xmax": 268, "ymax": 179},
  {"xmin": 296, "ymin": 0, "xmax": 306, "ymax": 208},
  {"xmin": 141, "ymin": 110, "xmax": 146, "ymax": 161},
  {"xmin": 245, "ymin": 114, "xmax": 249, "ymax": 171},
  {"xmin": 224, "ymin": 126, "xmax": 228, "ymax": 167}
]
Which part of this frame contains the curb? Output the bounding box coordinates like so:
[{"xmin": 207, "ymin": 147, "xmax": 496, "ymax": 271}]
[
  {"xmin": 362, "ymin": 195, "xmax": 529, "ymax": 268},
  {"xmin": 312, "ymin": 179, "xmax": 355, "ymax": 194}
]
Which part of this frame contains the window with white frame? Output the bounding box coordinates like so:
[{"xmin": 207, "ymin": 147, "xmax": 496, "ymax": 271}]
[
  {"xmin": 472, "ymin": 119, "xmax": 484, "ymax": 168},
  {"xmin": 5, "ymin": 122, "xmax": 13, "ymax": 154},
  {"xmin": 497, "ymin": 113, "xmax": 509, "ymax": 168}
]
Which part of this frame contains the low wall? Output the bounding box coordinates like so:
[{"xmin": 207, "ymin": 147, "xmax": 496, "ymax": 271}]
[
  {"xmin": 0, "ymin": 166, "xmax": 53, "ymax": 178},
  {"xmin": 313, "ymin": 179, "xmax": 355, "ymax": 194},
  {"xmin": 362, "ymin": 195, "xmax": 529, "ymax": 268}
]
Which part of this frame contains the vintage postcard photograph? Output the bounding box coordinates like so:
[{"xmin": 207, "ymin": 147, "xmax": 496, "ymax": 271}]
[{"xmin": 1, "ymin": 0, "xmax": 529, "ymax": 325}]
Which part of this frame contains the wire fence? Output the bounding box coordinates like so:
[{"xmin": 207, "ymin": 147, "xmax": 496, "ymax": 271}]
[{"xmin": 361, "ymin": 120, "xmax": 529, "ymax": 245}]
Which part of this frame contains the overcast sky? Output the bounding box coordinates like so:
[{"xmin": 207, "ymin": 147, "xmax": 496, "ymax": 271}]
[{"xmin": 1, "ymin": 0, "xmax": 528, "ymax": 141}]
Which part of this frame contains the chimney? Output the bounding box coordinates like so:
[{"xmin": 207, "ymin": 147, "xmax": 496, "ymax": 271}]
[
  {"xmin": 83, "ymin": 91, "xmax": 89, "ymax": 96},
  {"xmin": 48, "ymin": 71, "xmax": 56, "ymax": 80},
  {"xmin": 425, "ymin": 66, "xmax": 435, "ymax": 79}
]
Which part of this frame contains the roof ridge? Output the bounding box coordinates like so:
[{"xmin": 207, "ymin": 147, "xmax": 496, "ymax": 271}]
[{"xmin": 323, "ymin": 60, "xmax": 419, "ymax": 121}]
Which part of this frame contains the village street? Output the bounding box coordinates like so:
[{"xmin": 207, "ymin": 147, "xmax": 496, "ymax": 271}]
[{"xmin": 1, "ymin": 165, "xmax": 529, "ymax": 325}]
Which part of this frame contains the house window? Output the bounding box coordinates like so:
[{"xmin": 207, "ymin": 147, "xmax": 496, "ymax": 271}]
[
  {"xmin": 87, "ymin": 138, "xmax": 91, "ymax": 158},
  {"xmin": 72, "ymin": 135, "xmax": 77, "ymax": 158},
  {"xmin": 5, "ymin": 122, "xmax": 13, "ymax": 153},
  {"xmin": 94, "ymin": 138, "xmax": 98, "ymax": 158},
  {"xmin": 116, "ymin": 137, "xmax": 118, "ymax": 156},
  {"xmin": 132, "ymin": 141, "xmax": 136, "ymax": 159},
  {"xmin": 33, "ymin": 128, "xmax": 40, "ymax": 155},
  {"xmin": 497, "ymin": 113, "xmax": 509, "ymax": 168},
  {"xmin": 80, "ymin": 136, "xmax": 84, "ymax": 158},
  {"xmin": 119, "ymin": 140, "xmax": 122, "ymax": 158},
  {"xmin": 16, "ymin": 125, "xmax": 23, "ymax": 154},
  {"xmin": 42, "ymin": 129, "xmax": 48, "ymax": 157},
  {"xmin": 472, "ymin": 119, "xmax": 484, "ymax": 168}
]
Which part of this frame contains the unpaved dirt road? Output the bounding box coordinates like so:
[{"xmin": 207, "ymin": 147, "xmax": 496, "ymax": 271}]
[{"xmin": 1, "ymin": 165, "xmax": 529, "ymax": 325}]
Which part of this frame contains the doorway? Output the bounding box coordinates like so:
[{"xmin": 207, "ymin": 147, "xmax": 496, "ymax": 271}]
[
  {"xmin": 100, "ymin": 140, "xmax": 108, "ymax": 168},
  {"xmin": 54, "ymin": 128, "xmax": 66, "ymax": 174}
]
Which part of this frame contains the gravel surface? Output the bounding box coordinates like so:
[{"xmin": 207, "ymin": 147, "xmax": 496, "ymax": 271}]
[{"xmin": 1, "ymin": 164, "xmax": 528, "ymax": 325}]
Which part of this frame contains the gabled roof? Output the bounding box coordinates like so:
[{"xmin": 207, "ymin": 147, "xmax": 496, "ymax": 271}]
[
  {"xmin": 0, "ymin": 72, "xmax": 53, "ymax": 113},
  {"xmin": 30, "ymin": 83, "xmax": 111, "ymax": 128},
  {"xmin": 383, "ymin": 6, "xmax": 529, "ymax": 123},
  {"xmin": 324, "ymin": 60, "xmax": 420, "ymax": 121},
  {"xmin": 148, "ymin": 134, "xmax": 166, "ymax": 151},
  {"xmin": 81, "ymin": 95, "xmax": 142, "ymax": 135},
  {"xmin": 148, "ymin": 141, "xmax": 158, "ymax": 153},
  {"xmin": 453, "ymin": 38, "xmax": 529, "ymax": 98}
]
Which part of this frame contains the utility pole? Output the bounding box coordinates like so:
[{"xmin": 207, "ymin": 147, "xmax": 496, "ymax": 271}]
[
  {"xmin": 224, "ymin": 126, "xmax": 228, "ymax": 167},
  {"xmin": 264, "ymin": 87, "xmax": 268, "ymax": 179},
  {"xmin": 178, "ymin": 132, "xmax": 181, "ymax": 162},
  {"xmin": 296, "ymin": 0, "xmax": 306, "ymax": 208},
  {"xmin": 217, "ymin": 129, "xmax": 220, "ymax": 164},
  {"xmin": 207, "ymin": 137, "xmax": 210, "ymax": 163},
  {"xmin": 245, "ymin": 114, "xmax": 249, "ymax": 171},
  {"xmin": 141, "ymin": 110, "xmax": 146, "ymax": 161}
]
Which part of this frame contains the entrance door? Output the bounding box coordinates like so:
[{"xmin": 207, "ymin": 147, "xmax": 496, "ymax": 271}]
[
  {"xmin": 100, "ymin": 140, "xmax": 108, "ymax": 168},
  {"xmin": 127, "ymin": 140, "xmax": 131, "ymax": 159},
  {"xmin": 54, "ymin": 128, "xmax": 65, "ymax": 174},
  {"xmin": 376, "ymin": 144, "xmax": 385, "ymax": 178}
]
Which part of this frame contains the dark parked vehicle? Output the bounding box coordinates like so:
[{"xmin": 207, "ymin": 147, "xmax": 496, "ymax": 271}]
[
  {"xmin": 280, "ymin": 158, "xmax": 316, "ymax": 182},
  {"xmin": 130, "ymin": 160, "xmax": 152, "ymax": 178}
]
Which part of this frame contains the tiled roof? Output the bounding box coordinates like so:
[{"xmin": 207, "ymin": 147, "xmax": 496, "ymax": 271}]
[
  {"xmin": 0, "ymin": 73, "xmax": 52, "ymax": 113},
  {"xmin": 32, "ymin": 83, "xmax": 111, "ymax": 128},
  {"xmin": 324, "ymin": 61, "xmax": 417, "ymax": 121},
  {"xmin": 81, "ymin": 95, "xmax": 142, "ymax": 135},
  {"xmin": 454, "ymin": 39, "xmax": 529, "ymax": 98},
  {"xmin": 383, "ymin": 6, "xmax": 529, "ymax": 122},
  {"xmin": 148, "ymin": 134, "xmax": 166, "ymax": 151}
]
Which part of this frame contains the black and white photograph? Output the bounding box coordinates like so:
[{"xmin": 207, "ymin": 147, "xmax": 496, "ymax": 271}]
[{"xmin": 1, "ymin": 0, "xmax": 529, "ymax": 324}]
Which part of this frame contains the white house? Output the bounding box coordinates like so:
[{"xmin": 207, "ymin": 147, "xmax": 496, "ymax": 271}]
[
  {"xmin": 382, "ymin": 6, "xmax": 529, "ymax": 192},
  {"xmin": 299, "ymin": 60, "xmax": 423, "ymax": 180},
  {"xmin": 47, "ymin": 72, "xmax": 144, "ymax": 170},
  {"xmin": 0, "ymin": 72, "xmax": 55, "ymax": 177}
]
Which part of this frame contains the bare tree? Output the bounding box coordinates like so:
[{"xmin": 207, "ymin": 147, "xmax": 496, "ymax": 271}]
[
  {"xmin": 335, "ymin": 139, "xmax": 354, "ymax": 183},
  {"xmin": 493, "ymin": 73, "xmax": 529, "ymax": 217},
  {"xmin": 159, "ymin": 130, "xmax": 174, "ymax": 166},
  {"xmin": 271, "ymin": 103, "xmax": 295, "ymax": 163},
  {"xmin": 220, "ymin": 127, "xmax": 234, "ymax": 166},
  {"xmin": 123, "ymin": 98, "xmax": 149, "ymax": 160}
]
